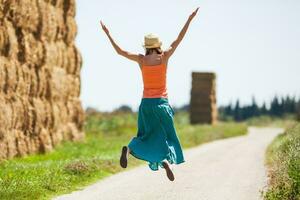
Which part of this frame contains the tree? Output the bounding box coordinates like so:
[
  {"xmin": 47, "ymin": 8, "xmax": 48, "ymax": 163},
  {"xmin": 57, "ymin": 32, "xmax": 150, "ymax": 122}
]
[
  {"xmin": 114, "ymin": 105, "xmax": 133, "ymax": 113},
  {"xmin": 270, "ymin": 96, "xmax": 281, "ymax": 116},
  {"xmin": 233, "ymin": 100, "xmax": 242, "ymax": 121},
  {"xmin": 260, "ymin": 102, "xmax": 268, "ymax": 115}
]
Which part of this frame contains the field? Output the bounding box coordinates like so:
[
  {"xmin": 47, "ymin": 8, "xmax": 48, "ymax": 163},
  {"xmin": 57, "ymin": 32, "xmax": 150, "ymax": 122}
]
[{"xmin": 0, "ymin": 111, "xmax": 247, "ymax": 200}]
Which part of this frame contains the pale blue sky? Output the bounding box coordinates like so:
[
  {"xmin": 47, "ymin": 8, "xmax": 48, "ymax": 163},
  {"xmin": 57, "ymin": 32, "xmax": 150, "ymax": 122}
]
[{"xmin": 76, "ymin": 0, "xmax": 300, "ymax": 111}]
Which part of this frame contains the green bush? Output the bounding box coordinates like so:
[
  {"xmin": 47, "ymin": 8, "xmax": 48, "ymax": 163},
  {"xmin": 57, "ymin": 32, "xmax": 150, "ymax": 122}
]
[{"xmin": 264, "ymin": 123, "xmax": 300, "ymax": 200}]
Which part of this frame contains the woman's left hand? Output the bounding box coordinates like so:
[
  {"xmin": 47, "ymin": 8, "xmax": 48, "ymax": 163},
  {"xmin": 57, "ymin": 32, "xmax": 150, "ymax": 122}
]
[{"xmin": 189, "ymin": 7, "xmax": 199, "ymax": 20}]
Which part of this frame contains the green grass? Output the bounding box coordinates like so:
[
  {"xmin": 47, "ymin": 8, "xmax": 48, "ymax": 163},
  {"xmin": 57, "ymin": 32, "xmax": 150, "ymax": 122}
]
[
  {"xmin": 0, "ymin": 111, "xmax": 247, "ymax": 200},
  {"xmin": 245, "ymin": 115, "xmax": 297, "ymax": 129},
  {"xmin": 263, "ymin": 123, "xmax": 300, "ymax": 200}
]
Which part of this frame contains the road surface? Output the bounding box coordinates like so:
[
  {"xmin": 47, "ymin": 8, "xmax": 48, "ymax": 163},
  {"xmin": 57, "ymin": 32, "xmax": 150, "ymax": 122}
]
[{"xmin": 54, "ymin": 127, "xmax": 283, "ymax": 200}]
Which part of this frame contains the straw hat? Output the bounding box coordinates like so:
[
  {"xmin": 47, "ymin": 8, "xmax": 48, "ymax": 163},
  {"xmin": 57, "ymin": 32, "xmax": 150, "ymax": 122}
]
[{"xmin": 143, "ymin": 33, "xmax": 162, "ymax": 49}]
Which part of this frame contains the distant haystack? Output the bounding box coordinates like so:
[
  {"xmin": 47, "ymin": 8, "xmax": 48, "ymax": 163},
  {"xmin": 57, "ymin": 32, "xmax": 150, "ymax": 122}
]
[
  {"xmin": 0, "ymin": 0, "xmax": 84, "ymax": 159},
  {"xmin": 190, "ymin": 72, "xmax": 217, "ymax": 124}
]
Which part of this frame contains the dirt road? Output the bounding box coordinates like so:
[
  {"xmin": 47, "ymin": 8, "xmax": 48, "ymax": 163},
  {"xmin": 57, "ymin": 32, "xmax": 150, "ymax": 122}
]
[{"xmin": 54, "ymin": 127, "xmax": 283, "ymax": 200}]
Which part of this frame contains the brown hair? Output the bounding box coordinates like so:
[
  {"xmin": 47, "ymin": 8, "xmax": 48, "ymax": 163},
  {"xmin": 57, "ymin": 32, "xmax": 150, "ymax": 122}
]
[{"xmin": 145, "ymin": 47, "xmax": 162, "ymax": 55}]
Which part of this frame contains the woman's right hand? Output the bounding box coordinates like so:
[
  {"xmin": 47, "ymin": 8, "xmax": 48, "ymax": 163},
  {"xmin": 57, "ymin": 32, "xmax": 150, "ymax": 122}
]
[{"xmin": 100, "ymin": 21, "xmax": 109, "ymax": 35}]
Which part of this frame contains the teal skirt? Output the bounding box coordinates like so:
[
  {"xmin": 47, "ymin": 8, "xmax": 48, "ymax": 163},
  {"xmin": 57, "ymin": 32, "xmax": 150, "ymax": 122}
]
[{"xmin": 128, "ymin": 98, "xmax": 185, "ymax": 171}]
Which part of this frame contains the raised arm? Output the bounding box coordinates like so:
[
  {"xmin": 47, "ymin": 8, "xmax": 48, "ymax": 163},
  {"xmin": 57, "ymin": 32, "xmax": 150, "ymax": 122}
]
[
  {"xmin": 100, "ymin": 21, "xmax": 142, "ymax": 64},
  {"xmin": 164, "ymin": 8, "xmax": 199, "ymax": 59}
]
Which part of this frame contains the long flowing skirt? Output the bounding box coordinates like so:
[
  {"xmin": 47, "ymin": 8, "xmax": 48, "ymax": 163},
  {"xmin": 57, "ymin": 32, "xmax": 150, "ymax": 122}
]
[{"xmin": 128, "ymin": 98, "xmax": 185, "ymax": 171}]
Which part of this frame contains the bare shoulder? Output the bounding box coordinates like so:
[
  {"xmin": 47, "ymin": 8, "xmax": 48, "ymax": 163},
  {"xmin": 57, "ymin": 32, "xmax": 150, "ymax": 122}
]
[
  {"xmin": 138, "ymin": 54, "xmax": 144, "ymax": 68},
  {"xmin": 161, "ymin": 51, "xmax": 170, "ymax": 66}
]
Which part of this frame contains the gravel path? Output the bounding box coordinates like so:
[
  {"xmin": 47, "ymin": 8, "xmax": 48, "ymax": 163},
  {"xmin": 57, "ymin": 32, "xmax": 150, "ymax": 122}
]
[{"xmin": 54, "ymin": 127, "xmax": 283, "ymax": 200}]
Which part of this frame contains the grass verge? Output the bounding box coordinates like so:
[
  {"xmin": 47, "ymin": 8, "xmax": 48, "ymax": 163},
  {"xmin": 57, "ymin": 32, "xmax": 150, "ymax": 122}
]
[
  {"xmin": 0, "ymin": 112, "xmax": 247, "ymax": 200},
  {"xmin": 245, "ymin": 115, "xmax": 297, "ymax": 129},
  {"xmin": 264, "ymin": 123, "xmax": 300, "ymax": 200}
]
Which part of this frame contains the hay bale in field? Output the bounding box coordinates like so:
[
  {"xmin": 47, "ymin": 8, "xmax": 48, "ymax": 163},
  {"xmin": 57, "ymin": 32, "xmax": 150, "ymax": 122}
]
[
  {"xmin": 39, "ymin": 128, "xmax": 53, "ymax": 152},
  {"xmin": 18, "ymin": 30, "xmax": 44, "ymax": 66},
  {"xmin": 64, "ymin": 15, "xmax": 77, "ymax": 44},
  {"xmin": 190, "ymin": 72, "xmax": 218, "ymax": 124},
  {"xmin": 0, "ymin": 95, "xmax": 13, "ymax": 130},
  {"xmin": 0, "ymin": 24, "xmax": 9, "ymax": 56},
  {"xmin": 6, "ymin": 130, "xmax": 18, "ymax": 158},
  {"xmin": 5, "ymin": 0, "xmax": 40, "ymax": 33},
  {"xmin": 0, "ymin": 57, "xmax": 7, "ymax": 92},
  {"xmin": 15, "ymin": 129, "xmax": 28, "ymax": 156},
  {"xmin": 38, "ymin": 0, "xmax": 65, "ymax": 42},
  {"xmin": 63, "ymin": 0, "xmax": 76, "ymax": 17},
  {"xmin": 0, "ymin": 129, "xmax": 8, "ymax": 159},
  {"xmin": 4, "ymin": 59, "xmax": 18, "ymax": 95},
  {"xmin": 37, "ymin": 66, "xmax": 51, "ymax": 98},
  {"xmin": 0, "ymin": 0, "xmax": 84, "ymax": 159},
  {"xmin": 3, "ymin": 20, "xmax": 18, "ymax": 58}
]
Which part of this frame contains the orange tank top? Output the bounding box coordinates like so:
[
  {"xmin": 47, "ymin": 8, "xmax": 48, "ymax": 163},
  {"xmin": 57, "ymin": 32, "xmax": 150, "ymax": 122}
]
[{"xmin": 141, "ymin": 63, "xmax": 168, "ymax": 98}]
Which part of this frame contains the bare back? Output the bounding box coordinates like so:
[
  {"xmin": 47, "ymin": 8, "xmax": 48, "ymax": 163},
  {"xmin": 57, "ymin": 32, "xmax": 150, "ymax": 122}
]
[{"xmin": 139, "ymin": 52, "xmax": 168, "ymax": 69}]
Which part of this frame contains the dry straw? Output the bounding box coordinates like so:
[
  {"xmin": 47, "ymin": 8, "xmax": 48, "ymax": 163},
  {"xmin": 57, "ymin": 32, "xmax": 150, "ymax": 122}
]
[{"xmin": 0, "ymin": 0, "xmax": 84, "ymax": 159}]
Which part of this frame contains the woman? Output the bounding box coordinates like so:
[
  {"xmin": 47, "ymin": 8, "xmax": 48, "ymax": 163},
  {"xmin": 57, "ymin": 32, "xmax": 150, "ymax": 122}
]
[{"xmin": 100, "ymin": 8, "xmax": 199, "ymax": 181}]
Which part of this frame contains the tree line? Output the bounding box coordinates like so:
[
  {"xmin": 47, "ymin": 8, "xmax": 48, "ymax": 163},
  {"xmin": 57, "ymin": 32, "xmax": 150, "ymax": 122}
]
[{"xmin": 218, "ymin": 95, "xmax": 300, "ymax": 121}]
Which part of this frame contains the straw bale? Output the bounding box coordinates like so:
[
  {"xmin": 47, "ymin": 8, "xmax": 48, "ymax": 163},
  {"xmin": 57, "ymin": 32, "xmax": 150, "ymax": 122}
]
[
  {"xmin": 192, "ymin": 72, "xmax": 216, "ymax": 80},
  {"xmin": 0, "ymin": 95, "xmax": 13, "ymax": 130},
  {"xmin": 44, "ymin": 41, "xmax": 68, "ymax": 68},
  {"xmin": 0, "ymin": 128, "xmax": 8, "ymax": 159},
  {"xmin": 63, "ymin": 0, "xmax": 76, "ymax": 17},
  {"xmin": 43, "ymin": 100, "xmax": 53, "ymax": 129},
  {"xmin": 29, "ymin": 66, "xmax": 39, "ymax": 97},
  {"xmin": 15, "ymin": 64, "xmax": 32, "ymax": 96},
  {"xmin": 35, "ymin": 99, "xmax": 52, "ymax": 130},
  {"xmin": 10, "ymin": 96, "xmax": 26, "ymax": 130},
  {"xmin": 0, "ymin": 57, "xmax": 7, "ymax": 92},
  {"xmin": 5, "ymin": 0, "xmax": 39, "ymax": 33},
  {"xmin": 37, "ymin": 65, "xmax": 51, "ymax": 98},
  {"xmin": 15, "ymin": 130, "xmax": 28, "ymax": 156},
  {"xmin": 38, "ymin": 0, "xmax": 65, "ymax": 42},
  {"xmin": 49, "ymin": 67, "xmax": 68, "ymax": 100},
  {"xmin": 0, "ymin": 0, "xmax": 84, "ymax": 159},
  {"xmin": 64, "ymin": 122, "xmax": 84, "ymax": 141},
  {"xmin": 64, "ymin": 15, "xmax": 77, "ymax": 44},
  {"xmin": 32, "ymin": 98, "xmax": 47, "ymax": 134},
  {"xmin": 51, "ymin": 129, "xmax": 63, "ymax": 146},
  {"xmin": 48, "ymin": 0, "xmax": 64, "ymax": 8},
  {"xmin": 6, "ymin": 130, "xmax": 17, "ymax": 158},
  {"xmin": 15, "ymin": 64, "xmax": 39, "ymax": 97},
  {"xmin": 39, "ymin": 128, "xmax": 53, "ymax": 152},
  {"xmin": 4, "ymin": 59, "xmax": 18, "ymax": 95},
  {"xmin": 18, "ymin": 30, "xmax": 44, "ymax": 66},
  {"xmin": 190, "ymin": 72, "xmax": 218, "ymax": 124},
  {"xmin": 22, "ymin": 99, "xmax": 35, "ymax": 135},
  {"xmin": 0, "ymin": 24, "xmax": 9, "ymax": 56},
  {"xmin": 0, "ymin": 1, "xmax": 4, "ymax": 19},
  {"xmin": 66, "ymin": 74, "xmax": 80, "ymax": 97},
  {"xmin": 67, "ymin": 98, "xmax": 84, "ymax": 129},
  {"xmin": 15, "ymin": 63, "xmax": 26, "ymax": 96},
  {"xmin": 66, "ymin": 45, "xmax": 81, "ymax": 75},
  {"xmin": 51, "ymin": 101, "xmax": 68, "ymax": 130},
  {"xmin": 25, "ymin": 136, "xmax": 39, "ymax": 154},
  {"xmin": 4, "ymin": 20, "xmax": 18, "ymax": 59},
  {"xmin": 56, "ymin": 41, "xmax": 68, "ymax": 69},
  {"xmin": 73, "ymin": 45, "xmax": 82, "ymax": 76}
]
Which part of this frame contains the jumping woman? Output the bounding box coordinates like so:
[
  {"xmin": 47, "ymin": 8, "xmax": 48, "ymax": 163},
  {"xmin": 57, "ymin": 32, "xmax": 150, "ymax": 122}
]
[{"xmin": 100, "ymin": 7, "xmax": 199, "ymax": 181}]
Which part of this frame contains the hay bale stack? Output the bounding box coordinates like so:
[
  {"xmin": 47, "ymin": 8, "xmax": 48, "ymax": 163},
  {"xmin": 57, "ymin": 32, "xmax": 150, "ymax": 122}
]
[
  {"xmin": 0, "ymin": 0, "xmax": 84, "ymax": 160},
  {"xmin": 190, "ymin": 72, "xmax": 218, "ymax": 124}
]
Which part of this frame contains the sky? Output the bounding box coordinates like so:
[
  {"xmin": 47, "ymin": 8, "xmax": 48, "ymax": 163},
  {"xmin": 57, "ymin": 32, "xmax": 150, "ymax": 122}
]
[{"xmin": 76, "ymin": 0, "xmax": 300, "ymax": 111}]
